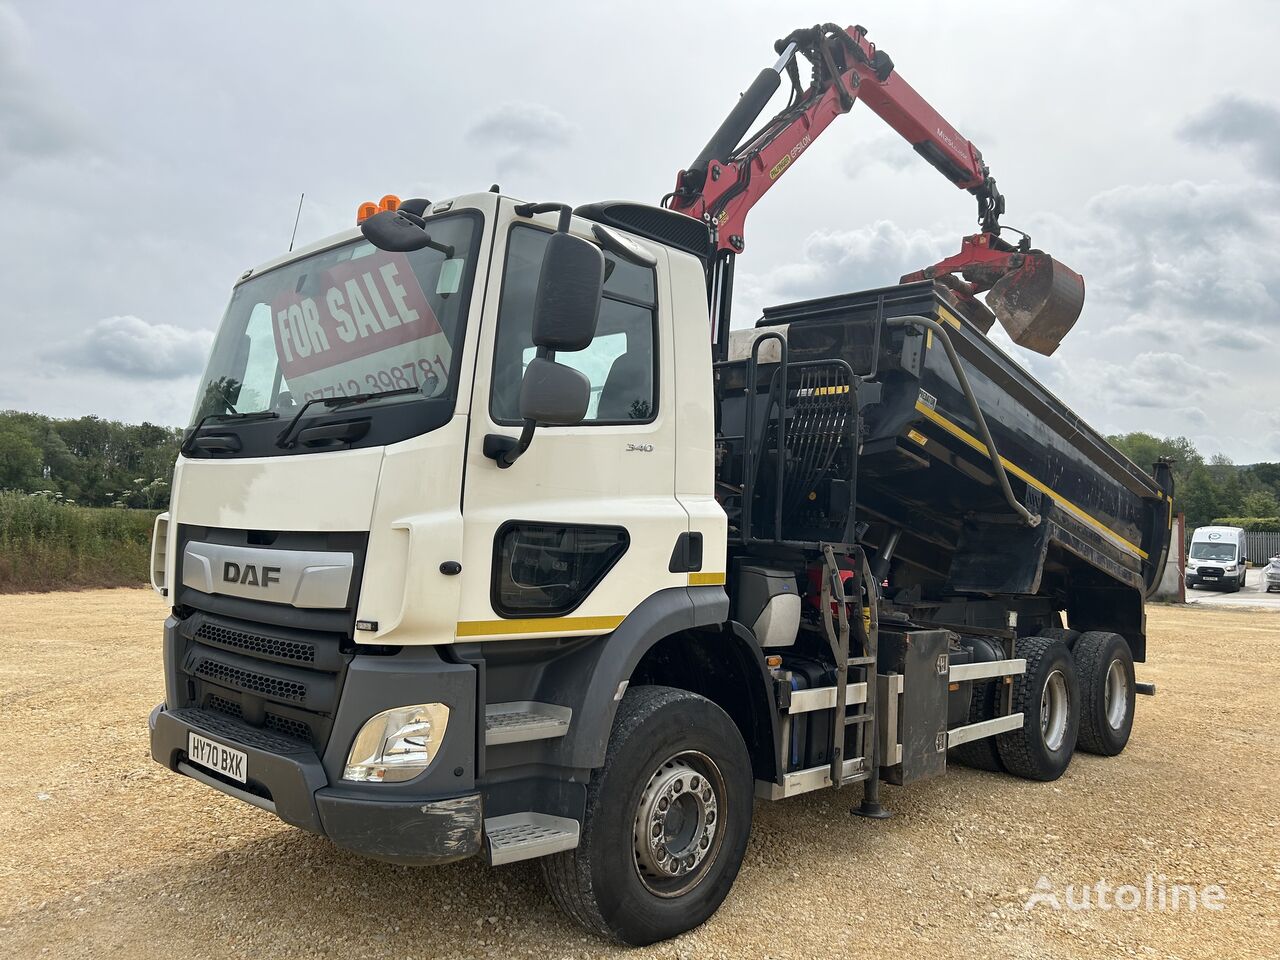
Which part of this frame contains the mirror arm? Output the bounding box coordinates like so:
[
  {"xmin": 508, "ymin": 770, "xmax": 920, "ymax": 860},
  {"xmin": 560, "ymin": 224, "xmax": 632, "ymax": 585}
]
[
  {"xmin": 487, "ymin": 346, "xmax": 553, "ymax": 468},
  {"xmin": 496, "ymin": 420, "xmax": 537, "ymax": 468}
]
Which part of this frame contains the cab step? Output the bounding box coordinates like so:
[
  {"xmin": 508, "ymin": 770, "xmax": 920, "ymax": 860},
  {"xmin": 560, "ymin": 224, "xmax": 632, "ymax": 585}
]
[
  {"xmin": 484, "ymin": 701, "xmax": 571, "ymax": 746},
  {"xmin": 484, "ymin": 812, "xmax": 580, "ymax": 865}
]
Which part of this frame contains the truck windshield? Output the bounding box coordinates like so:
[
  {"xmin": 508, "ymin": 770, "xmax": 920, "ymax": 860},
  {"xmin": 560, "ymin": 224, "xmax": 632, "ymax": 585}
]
[
  {"xmin": 1189, "ymin": 542, "xmax": 1237, "ymax": 561},
  {"xmin": 191, "ymin": 213, "xmax": 479, "ymax": 425}
]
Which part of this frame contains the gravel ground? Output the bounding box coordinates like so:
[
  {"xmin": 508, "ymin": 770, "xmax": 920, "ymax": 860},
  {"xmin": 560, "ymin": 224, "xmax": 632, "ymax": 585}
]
[{"xmin": 0, "ymin": 590, "xmax": 1276, "ymax": 959}]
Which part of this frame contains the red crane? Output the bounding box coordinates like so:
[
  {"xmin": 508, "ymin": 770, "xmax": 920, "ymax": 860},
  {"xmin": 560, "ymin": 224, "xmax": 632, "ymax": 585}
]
[{"xmin": 665, "ymin": 23, "xmax": 1085, "ymax": 356}]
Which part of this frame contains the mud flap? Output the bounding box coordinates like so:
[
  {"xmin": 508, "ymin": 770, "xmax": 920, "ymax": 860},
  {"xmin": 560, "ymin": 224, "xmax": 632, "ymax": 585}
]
[{"xmin": 946, "ymin": 516, "xmax": 1051, "ymax": 595}]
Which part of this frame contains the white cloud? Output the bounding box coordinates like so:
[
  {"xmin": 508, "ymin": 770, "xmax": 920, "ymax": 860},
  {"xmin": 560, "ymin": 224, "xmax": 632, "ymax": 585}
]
[
  {"xmin": 466, "ymin": 102, "xmax": 575, "ymax": 177},
  {"xmin": 47, "ymin": 316, "xmax": 213, "ymax": 380},
  {"xmin": 0, "ymin": 3, "xmax": 89, "ymax": 178},
  {"xmin": 1179, "ymin": 94, "xmax": 1280, "ymax": 180},
  {"xmin": 736, "ymin": 220, "xmax": 948, "ymax": 323}
]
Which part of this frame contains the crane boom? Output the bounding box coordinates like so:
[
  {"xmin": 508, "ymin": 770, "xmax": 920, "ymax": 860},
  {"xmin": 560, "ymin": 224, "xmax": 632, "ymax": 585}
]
[{"xmin": 666, "ymin": 23, "xmax": 1083, "ymax": 357}]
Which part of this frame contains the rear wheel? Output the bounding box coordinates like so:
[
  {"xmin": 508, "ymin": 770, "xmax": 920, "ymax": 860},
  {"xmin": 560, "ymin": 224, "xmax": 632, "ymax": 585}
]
[
  {"xmin": 1073, "ymin": 631, "xmax": 1135, "ymax": 756},
  {"xmin": 997, "ymin": 637, "xmax": 1079, "ymax": 781},
  {"xmin": 541, "ymin": 686, "xmax": 753, "ymax": 946}
]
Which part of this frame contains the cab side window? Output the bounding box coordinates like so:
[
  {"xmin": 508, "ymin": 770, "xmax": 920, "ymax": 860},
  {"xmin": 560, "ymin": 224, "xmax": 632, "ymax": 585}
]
[{"xmin": 491, "ymin": 226, "xmax": 657, "ymax": 424}]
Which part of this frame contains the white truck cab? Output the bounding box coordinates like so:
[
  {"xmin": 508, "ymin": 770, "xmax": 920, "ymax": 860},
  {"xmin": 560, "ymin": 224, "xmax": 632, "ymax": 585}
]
[{"xmin": 1185, "ymin": 525, "xmax": 1248, "ymax": 592}]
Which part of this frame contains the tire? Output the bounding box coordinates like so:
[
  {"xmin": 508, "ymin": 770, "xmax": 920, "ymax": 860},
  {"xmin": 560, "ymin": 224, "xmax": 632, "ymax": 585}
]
[
  {"xmin": 1035, "ymin": 626, "xmax": 1080, "ymax": 651},
  {"xmin": 541, "ymin": 686, "xmax": 753, "ymax": 946},
  {"xmin": 996, "ymin": 637, "xmax": 1080, "ymax": 781},
  {"xmin": 948, "ymin": 678, "xmax": 1003, "ymax": 772},
  {"xmin": 1072, "ymin": 631, "xmax": 1135, "ymax": 756}
]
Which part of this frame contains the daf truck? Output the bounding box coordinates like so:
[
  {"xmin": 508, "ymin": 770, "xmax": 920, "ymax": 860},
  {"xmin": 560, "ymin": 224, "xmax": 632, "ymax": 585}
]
[{"xmin": 148, "ymin": 23, "xmax": 1172, "ymax": 944}]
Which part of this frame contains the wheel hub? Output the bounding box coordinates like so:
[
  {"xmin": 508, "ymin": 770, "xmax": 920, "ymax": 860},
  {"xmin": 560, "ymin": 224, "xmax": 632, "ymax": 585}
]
[
  {"xmin": 1104, "ymin": 658, "xmax": 1129, "ymax": 730},
  {"xmin": 1040, "ymin": 668, "xmax": 1070, "ymax": 751},
  {"xmin": 633, "ymin": 752, "xmax": 722, "ymax": 895}
]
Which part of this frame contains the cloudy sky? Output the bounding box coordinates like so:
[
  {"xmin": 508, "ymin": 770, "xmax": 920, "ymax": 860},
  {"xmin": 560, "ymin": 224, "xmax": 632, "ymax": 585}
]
[{"xmin": 3, "ymin": 1, "xmax": 1278, "ymax": 460}]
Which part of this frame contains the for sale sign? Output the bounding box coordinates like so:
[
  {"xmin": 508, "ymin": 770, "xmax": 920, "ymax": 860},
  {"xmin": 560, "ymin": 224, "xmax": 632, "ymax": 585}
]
[{"xmin": 271, "ymin": 251, "xmax": 452, "ymax": 400}]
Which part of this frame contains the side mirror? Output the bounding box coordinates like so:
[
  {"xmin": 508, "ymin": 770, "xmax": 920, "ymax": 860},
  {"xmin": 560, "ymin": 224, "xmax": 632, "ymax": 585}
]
[
  {"xmin": 531, "ymin": 232, "xmax": 604, "ymax": 351},
  {"xmin": 360, "ymin": 209, "xmax": 435, "ymax": 252},
  {"xmin": 519, "ymin": 357, "xmax": 590, "ymax": 425}
]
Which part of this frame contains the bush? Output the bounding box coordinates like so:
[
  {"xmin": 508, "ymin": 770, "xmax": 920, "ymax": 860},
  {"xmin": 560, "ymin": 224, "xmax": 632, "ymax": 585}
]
[
  {"xmin": 1209, "ymin": 517, "xmax": 1280, "ymax": 532},
  {"xmin": 0, "ymin": 491, "xmax": 155, "ymax": 592}
]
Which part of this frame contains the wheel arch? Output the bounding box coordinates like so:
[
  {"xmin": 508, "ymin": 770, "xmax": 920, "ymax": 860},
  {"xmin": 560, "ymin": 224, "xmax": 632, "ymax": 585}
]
[
  {"xmin": 535, "ymin": 586, "xmax": 742, "ymax": 770},
  {"xmin": 628, "ymin": 622, "xmax": 780, "ymax": 784}
]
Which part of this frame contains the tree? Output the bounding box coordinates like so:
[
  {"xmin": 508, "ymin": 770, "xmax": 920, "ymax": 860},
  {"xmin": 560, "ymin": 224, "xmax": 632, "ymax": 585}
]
[
  {"xmin": 0, "ymin": 410, "xmax": 181, "ymax": 507},
  {"xmin": 1107, "ymin": 432, "xmax": 1204, "ymax": 474},
  {"xmin": 1241, "ymin": 489, "xmax": 1280, "ymax": 518},
  {"xmin": 0, "ymin": 427, "xmax": 43, "ymax": 489}
]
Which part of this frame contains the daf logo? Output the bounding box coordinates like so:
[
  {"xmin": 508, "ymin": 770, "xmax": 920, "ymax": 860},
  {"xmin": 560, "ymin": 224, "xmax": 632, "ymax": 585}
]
[{"xmin": 223, "ymin": 561, "xmax": 281, "ymax": 588}]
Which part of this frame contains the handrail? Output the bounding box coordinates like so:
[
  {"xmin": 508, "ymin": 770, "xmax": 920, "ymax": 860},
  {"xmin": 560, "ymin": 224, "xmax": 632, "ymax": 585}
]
[{"xmin": 887, "ymin": 315, "xmax": 1040, "ymax": 527}]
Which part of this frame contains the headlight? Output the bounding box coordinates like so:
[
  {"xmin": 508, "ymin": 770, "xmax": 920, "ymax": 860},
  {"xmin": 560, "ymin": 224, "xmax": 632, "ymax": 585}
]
[{"xmin": 343, "ymin": 703, "xmax": 450, "ymax": 783}]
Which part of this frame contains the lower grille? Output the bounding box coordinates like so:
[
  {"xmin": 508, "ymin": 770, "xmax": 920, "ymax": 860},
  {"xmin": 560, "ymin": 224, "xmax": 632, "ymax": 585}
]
[
  {"xmin": 204, "ymin": 693, "xmax": 315, "ymax": 747},
  {"xmin": 264, "ymin": 713, "xmax": 313, "ymax": 743},
  {"xmin": 193, "ymin": 657, "xmax": 307, "ymax": 704},
  {"xmin": 173, "ymin": 707, "xmax": 313, "ymax": 756},
  {"xmin": 175, "ymin": 609, "xmax": 349, "ymax": 752}
]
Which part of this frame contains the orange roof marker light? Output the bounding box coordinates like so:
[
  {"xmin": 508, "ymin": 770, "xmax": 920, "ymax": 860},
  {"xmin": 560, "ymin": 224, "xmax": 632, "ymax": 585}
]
[{"xmin": 356, "ymin": 194, "xmax": 402, "ymax": 224}]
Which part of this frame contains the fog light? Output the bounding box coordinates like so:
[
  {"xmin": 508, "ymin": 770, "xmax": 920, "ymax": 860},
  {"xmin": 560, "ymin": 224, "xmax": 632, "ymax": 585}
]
[{"xmin": 343, "ymin": 703, "xmax": 450, "ymax": 783}]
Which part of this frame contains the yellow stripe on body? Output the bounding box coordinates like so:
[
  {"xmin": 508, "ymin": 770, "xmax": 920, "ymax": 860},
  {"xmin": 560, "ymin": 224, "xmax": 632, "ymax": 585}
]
[
  {"xmin": 688, "ymin": 572, "xmax": 727, "ymax": 586},
  {"xmin": 456, "ymin": 615, "xmax": 625, "ymax": 638},
  {"xmin": 913, "ymin": 402, "xmax": 1149, "ymax": 559},
  {"xmin": 937, "ymin": 306, "xmax": 963, "ymax": 329}
]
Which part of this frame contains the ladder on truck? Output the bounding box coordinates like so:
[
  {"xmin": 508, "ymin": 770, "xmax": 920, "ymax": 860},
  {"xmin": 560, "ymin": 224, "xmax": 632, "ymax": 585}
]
[{"xmin": 724, "ymin": 332, "xmax": 887, "ymax": 812}]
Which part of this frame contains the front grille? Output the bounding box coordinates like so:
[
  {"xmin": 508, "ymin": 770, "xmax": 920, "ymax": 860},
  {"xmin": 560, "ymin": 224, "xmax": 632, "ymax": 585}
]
[
  {"xmin": 193, "ymin": 658, "xmax": 307, "ymax": 704},
  {"xmin": 1198, "ymin": 566, "xmax": 1224, "ymax": 576},
  {"xmin": 195, "ymin": 621, "xmax": 316, "ymax": 664}
]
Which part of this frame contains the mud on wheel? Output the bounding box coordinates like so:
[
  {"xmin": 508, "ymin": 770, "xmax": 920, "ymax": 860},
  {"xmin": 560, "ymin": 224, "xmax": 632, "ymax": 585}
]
[{"xmin": 541, "ymin": 686, "xmax": 753, "ymax": 946}]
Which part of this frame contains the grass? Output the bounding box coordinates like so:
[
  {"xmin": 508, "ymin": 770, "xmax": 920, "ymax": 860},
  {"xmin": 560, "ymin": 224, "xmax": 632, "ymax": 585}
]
[{"xmin": 0, "ymin": 492, "xmax": 156, "ymax": 592}]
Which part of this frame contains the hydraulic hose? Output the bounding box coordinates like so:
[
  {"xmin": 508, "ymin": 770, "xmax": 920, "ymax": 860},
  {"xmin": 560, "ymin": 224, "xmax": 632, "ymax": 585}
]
[{"xmin": 887, "ymin": 315, "xmax": 1040, "ymax": 527}]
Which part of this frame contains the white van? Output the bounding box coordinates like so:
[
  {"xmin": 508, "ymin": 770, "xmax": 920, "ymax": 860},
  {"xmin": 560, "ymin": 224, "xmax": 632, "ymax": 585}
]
[{"xmin": 1186, "ymin": 525, "xmax": 1248, "ymax": 592}]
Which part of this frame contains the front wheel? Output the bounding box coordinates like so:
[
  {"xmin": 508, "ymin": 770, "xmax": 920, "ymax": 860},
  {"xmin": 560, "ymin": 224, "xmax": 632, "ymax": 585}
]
[{"xmin": 541, "ymin": 686, "xmax": 753, "ymax": 946}]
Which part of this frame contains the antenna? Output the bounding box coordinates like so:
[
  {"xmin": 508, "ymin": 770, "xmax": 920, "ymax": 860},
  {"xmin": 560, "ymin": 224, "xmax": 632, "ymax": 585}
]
[{"xmin": 288, "ymin": 192, "xmax": 305, "ymax": 252}]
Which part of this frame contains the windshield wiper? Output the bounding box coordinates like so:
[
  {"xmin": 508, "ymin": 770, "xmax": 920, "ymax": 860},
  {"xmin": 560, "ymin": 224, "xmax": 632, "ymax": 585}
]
[
  {"xmin": 180, "ymin": 410, "xmax": 280, "ymax": 456},
  {"xmin": 275, "ymin": 385, "xmax": 422, "ymax": 449}
]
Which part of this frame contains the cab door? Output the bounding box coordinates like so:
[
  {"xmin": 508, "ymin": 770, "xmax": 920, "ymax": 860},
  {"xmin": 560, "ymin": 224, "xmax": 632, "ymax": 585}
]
[{"xmin": 456, "ymin": 204, "xmax": 688, "ymax": 640}]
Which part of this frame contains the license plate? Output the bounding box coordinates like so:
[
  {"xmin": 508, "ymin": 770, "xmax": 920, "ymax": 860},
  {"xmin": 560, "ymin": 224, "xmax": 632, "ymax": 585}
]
[
  {"xmin": 188, "ymin": 731, "xmax": 247, "ymax": 783},
  {"xmin": 1202, "ymin": 576, "xmax": 1218, "ymax": 581}
]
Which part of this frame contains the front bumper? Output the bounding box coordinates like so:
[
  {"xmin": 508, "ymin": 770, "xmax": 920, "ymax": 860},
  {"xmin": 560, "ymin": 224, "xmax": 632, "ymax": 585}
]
[{"xmin": 150, "ymin": 703, "xmax": 483, "ymax": 864}]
